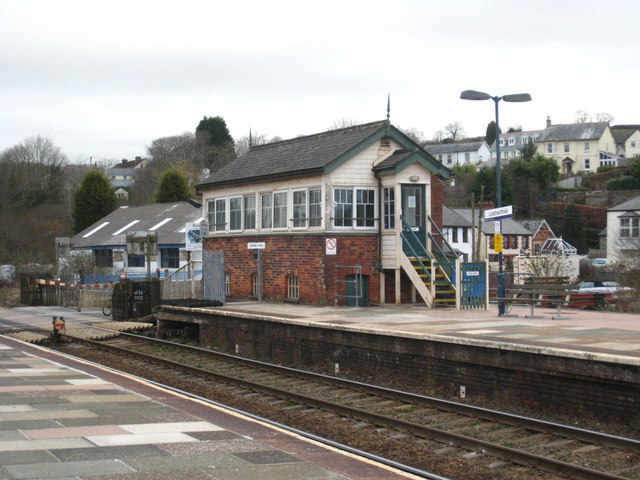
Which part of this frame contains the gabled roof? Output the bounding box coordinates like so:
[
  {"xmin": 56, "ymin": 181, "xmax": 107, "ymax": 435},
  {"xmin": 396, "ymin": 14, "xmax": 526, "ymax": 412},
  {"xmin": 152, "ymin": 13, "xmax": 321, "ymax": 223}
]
[
  {"xmin": 516, "ymin": 219, "xmax": 555, "ymax": 237},
  {"xmin": 71, "ymin": 201, "xmax": 203, "ymax": 249},
  {"xmin": 197, "ymin": 121, "xmax": 449, "ymax": 189},
  {"xmin": 443, "ymin": 207, "xmax": 472, "ymax": 227},
  {"xmin": 372, "ymin": 148, "xmax": 450, "ymax": 176},
  {"xmin": 423, "ymin": 140, "xmax": 486, "ymax": 155},
  {"xmin": 537, "ymin": 122, "xmax": 609, "ymax": 142},
  {"xmin": 609, "ymin": 195, "xmax": 640, "ymax": 212}
]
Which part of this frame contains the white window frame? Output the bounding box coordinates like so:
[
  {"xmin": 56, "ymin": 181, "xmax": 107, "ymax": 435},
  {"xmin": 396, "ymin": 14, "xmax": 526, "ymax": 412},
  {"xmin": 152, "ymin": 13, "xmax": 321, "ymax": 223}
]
[
  {"xmin": 229, "ymin": 196, "xmax": 242, "ymax": 231},
  {"xmin": 287, "ymin": 275, "xmax": 299, "ymax": 300},
  {"xmin": 292, "ymin": 189, "xmax": 308, "ymax": 229},
  {"xmin": 508, "ymin": 137, "xmax": 515, "ymax": 146},
  {"xmin": 260, "ymin": 192, "xmax": 273, "ymax": 229},
  {"xmin": 272, "ymin": 191, "xmax": 288, "ymax": 229},
  {"xmin": 244, "ymin": 194, "xmax": 256, "ymax": 230},
  {"xmin": 584, "ymin": 158, "xmax": 590, "ymax": 170},
  {"xmin": 383, "ymin": 186, "xmax": 395, "ymax": 230},
  {"xmin": 564, "ymin": 143, "xmax": 570, "ymax": 153},
  {"xmin": 333, "ymin": 187, "xmax": 377, "ymax": 229},
  {"xmin": 208, "ymin": 197, "xmax": 226, "ymax": 232},
  {"xmin": 309, "ymin": 188, "xmax": 322, "ymax": 228},
  {"xmin": 584, "ymin": 142, "xmax": 590, "ymax": 152}
]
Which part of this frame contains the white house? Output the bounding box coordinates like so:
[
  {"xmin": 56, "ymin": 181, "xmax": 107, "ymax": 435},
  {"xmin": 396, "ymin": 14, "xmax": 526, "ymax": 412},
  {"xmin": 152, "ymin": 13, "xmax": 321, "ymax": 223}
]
[
  {"xmin": 424, "ymin": 140, "xmax": 492, "ymax": 167},
  {"xmin": 606, "ymin": 195, "xmax": 640, "ymax": 266}
]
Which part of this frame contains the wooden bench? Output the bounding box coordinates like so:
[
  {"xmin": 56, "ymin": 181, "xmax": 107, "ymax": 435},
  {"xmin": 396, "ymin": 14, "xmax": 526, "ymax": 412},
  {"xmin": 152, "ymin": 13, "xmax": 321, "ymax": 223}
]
[{"xmin": 497, "ymin": 284, "xmax": 580, "ymax": 319}]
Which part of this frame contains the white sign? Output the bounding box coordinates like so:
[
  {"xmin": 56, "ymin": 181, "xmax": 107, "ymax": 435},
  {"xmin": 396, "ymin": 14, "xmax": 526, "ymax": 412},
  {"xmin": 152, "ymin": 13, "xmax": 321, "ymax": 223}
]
[
  {"xmin": 247, "ymin": 242, "xmax": 266, "ymax": 249},
  {"xmin": 326, "ymin": 238, "xmax": 337, "ymax": 255},
  {"xmin": 484, "ymin": 205, "xmax": 513, "ymax": 222},
  {"xmin": 495, "ymin": 221, "xmax": 501, "ymax": 234},
  {"xmin": 466, "ymin": 271, "xmax": 479, "ymax": 277},
  {"xmin": 185, "ymin": 222, "xmax": 202, "ymax": 251}
]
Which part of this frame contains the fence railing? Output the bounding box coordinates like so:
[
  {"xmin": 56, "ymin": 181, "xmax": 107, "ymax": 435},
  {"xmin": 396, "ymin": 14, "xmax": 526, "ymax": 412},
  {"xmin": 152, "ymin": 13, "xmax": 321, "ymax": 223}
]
[{"xmin": 162, "ymin": 261, "xmax": 203, "ymax": 300}]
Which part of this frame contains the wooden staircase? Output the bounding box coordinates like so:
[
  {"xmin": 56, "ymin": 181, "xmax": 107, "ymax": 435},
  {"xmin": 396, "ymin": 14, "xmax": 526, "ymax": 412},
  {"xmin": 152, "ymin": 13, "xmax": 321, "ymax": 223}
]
[{"xmin": 407, "ymin": 256, "xmax": 456, "ymax": 308}]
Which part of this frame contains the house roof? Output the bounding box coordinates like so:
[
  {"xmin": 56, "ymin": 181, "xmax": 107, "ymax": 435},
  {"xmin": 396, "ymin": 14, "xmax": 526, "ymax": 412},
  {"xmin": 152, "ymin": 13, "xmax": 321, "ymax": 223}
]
[
  {"xmin": 515, "ymin": 219, "xmax": 555, "ymax": 237},
  {"xmin": 197, "ymin": 121, "xmax": 449, "ymax": 189},
  {"xmin": 611, "ymin": 128, "xmax": 636, "ymax": 144},
  {"xmin": 489, "ymin": 130, "xmax": 543, "ymax": 151},
  {"xmin": 71, "ymin": 201, "xmax": 203, "ymax": 249},
  {"xmin": 423, "ymin": 141, "xmax": 486, "ymax": 155},
  {"xmin": 443, "ymin": 207, "xmax": 472, "ymax": 227},
  {"xmin": 609, "ymin": 195, "xmax": 640, "ymax": 212},
  {"xmin": 537, "ymin": 122, "xmax": 609, "ymax": 142},
  {"xmin": 450, "ymin": 208, "xmax": 532, "ymax": 235}
]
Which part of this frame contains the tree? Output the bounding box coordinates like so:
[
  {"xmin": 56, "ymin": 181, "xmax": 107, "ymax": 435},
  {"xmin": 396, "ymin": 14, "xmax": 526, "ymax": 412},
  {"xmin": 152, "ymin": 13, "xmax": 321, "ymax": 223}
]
[
  {"xmin": 196, "ymin": 116, "xmax": 234, "ymax": 147},
  {"xmin": 399, "ymin": 127, "xmax": 427, "ymax": 145},
  {"xmin": 507, "ymin": 126, "xmax": 522, "ymax": 133},
  {"xmin": 432, "ymin": 130, "xmax": 446, "ymax": 143},
  {"xmin": 0, "ymin": 135, "xmax": 67, "ymax": 168},
  {"xmin": 234, "ymin": 131, "xmax": 281, "ymax": 157},
  {"xmin": 506, "ymin": 155, "xmax": 559, "ymax": 217},
  {"xmin": 518, "ymin": 138, "xmax": 538, "ymax": 160},
  {"xmin": 445, "ymin": 121, "xmax": 466, "ymax": 141},
  {"xmin": 485, "ymin": 121, "xmax": 500, "ymax": 146},
  {"xmin": 72, "ymin": 170, "xmax": 116, "ymax": 233},
  {"xmin": 575, "ymin": 110, "xmax": 591, "ymax": 123},
  {"xmin": 594, "ymin": 112, "xmax": 615, "ymax": 124},
  {"xmin": 195, "ymin": 115, "xmax": 236, "ymax": 172},
  {"xmin": 470, "ymin": 166, "xmax": 513, "ymax": 207},
  {"xmin": 561, "ymin": 204, "xmax": 585, "ymax": 253},
  {"xmin": 327, "ymin": 118, "xmax": 359, "ymax": 130},
  {"xmin": 154, "ymin": 169, "xmax": 192, "ymax": 203}
]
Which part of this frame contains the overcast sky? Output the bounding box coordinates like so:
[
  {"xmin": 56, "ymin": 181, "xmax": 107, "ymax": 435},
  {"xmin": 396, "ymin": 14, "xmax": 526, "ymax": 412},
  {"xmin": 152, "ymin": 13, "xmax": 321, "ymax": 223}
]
[{"xmin": 1, "ymin": 0, "xmax": 638, "ymax": 163}]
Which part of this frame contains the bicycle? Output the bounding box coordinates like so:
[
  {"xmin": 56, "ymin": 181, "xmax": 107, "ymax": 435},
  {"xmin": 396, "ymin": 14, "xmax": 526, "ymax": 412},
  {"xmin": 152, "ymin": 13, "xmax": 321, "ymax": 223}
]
[{"xmin": 101, "ymin": 294, "xmax": 112, "ymax": 316}]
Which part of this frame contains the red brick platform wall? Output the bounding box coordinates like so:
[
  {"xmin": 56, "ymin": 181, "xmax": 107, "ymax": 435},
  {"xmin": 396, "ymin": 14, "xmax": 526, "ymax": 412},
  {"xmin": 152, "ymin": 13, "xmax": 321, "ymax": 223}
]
[{"xmin": 204, "ymin": 234, "xmax": 380, "ymax": 305}]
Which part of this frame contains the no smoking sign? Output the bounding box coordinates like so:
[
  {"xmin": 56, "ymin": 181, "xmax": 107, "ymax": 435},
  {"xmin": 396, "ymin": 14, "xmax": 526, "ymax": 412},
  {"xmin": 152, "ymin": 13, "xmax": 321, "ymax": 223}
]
[{"xmin": 325, "ymin": 238, "xmax": 337, "ymax": 255}]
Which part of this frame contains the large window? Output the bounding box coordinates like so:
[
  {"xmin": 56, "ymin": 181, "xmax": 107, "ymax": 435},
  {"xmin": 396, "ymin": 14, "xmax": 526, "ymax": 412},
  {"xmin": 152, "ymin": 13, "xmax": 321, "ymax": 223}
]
[
  {"xmin": 333, "ymin": 187, "xmax": 376, "ymax": 228},
  {"xmin": 94, "ymin": 249, "xmax": 113, "ymax": 268},
  {"xmin": 293, "ymin": 188, "xmax": 321, "ymax": 228},
  {"xmin": 309, "ymin": 189, "xmax": 321, "ymax": 227},
  {"xmin": 128, "ymin": 254, "xmax": 144, "ymax": 268},
  {"xmin": 293, "ymin": 190, "xmax": 307, "ymax": 228},
  {"xmin": 208, "ymin": 198, "xmax": 226, "ymax": 232},
  {"xmin": 620, "ymin": 217, "xmax": 640, "ymax": 238},
  {"xmin": 383, "ymin": 187, "xmax": 395, "ymax": 230},
  {"xmin": 160, "ymin": 248, "xmax": 179, "ymax": 269},
  {"xmin": 261, "ymin": 193, "xmax": 273, "ymax": 229}
]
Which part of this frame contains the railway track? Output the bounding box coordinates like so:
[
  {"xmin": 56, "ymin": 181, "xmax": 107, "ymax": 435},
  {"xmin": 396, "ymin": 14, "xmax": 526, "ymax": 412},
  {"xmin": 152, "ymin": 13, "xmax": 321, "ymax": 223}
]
[{"xmin": 56, "ymin": 330, "xmax": 640, "ymax": 480}]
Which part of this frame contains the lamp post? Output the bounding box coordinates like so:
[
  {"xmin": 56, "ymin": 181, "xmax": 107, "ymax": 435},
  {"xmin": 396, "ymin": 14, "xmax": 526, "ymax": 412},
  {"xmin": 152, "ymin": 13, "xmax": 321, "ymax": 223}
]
[{"xmin": 460, "ymin": 90, "xmax": 531, "ymax": 315}]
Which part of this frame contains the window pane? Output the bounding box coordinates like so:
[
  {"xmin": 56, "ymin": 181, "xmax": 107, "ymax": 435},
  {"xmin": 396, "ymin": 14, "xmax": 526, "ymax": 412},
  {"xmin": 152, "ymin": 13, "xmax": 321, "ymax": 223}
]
[
  {"xmin": 293, "ymin": 191, "xmax": 307, "ymax": 228},
  {"xmin": 273, "ymin": 192, "xmax": 287, "ymax": 228},
  {"xmin": 214, "ymin": 199, "xmax": 225, "ymax": 231},
  {"xmin": 261, "ymin": 193, "xmax": 272, "ymax": 229},
  {"xmin": 356, "ymin": 189, "xmax": 375, "ymax": 227},
  {"xmin": 383, "ymin": 187, "xmax": 395, "ymax": 229},
  {"xmin": 309, "ymin": 189, "xmax": 321, "ymax": 227},
  {"xmin": 244, "ymin": 195, "xmax": 256, "ymax": 229},
  {"xmin": 161, "ymin": 248, "xmax": 179, "ymax": 269},
  {"xmin": 229, "ymin": 197, "xmax": 242, "ymax": 230},
  {"xmin": 334, "ymin": 189, "xmax": 352, "ymax": 227}
]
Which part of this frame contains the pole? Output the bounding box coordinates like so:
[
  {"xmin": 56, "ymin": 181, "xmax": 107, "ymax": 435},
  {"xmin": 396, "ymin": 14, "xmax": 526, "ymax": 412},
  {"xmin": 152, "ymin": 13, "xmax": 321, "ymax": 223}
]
[
  {"xmin": 494, "ymin": 96, "xmax": 506, "ymax": 316},
  {"xmin": 257, "ymin": 249, "xmax": 263, "ymax": 302}
]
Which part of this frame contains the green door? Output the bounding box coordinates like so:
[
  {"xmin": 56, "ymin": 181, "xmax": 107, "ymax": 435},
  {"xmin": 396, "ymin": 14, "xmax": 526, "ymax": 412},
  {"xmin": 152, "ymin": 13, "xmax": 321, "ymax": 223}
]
[{"xmin": 401, "ymin": 184, "xmax": 426, "ymax": 255}]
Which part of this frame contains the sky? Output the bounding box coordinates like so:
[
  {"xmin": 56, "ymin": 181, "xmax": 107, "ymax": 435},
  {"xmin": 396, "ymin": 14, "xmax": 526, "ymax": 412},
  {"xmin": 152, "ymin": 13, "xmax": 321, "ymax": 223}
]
[{"xmin": 1, "ymin": 0, "xmax": 638, "ymax": 164}]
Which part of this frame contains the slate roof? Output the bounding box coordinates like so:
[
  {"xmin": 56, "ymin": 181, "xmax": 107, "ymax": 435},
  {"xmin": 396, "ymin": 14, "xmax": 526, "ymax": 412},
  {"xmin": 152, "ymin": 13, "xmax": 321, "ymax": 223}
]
[
  {"xmin": 71, "ymin": 201, "xmax": 203, "ymax": 249},
  {"xmin": 609, "ymin": 195, "xmax": 640, "ymax": 212},
  {"xmin": 611, "ymin": 126, "xmax": 640, "ymax": 144},
  {"xmin": 443, "ymin": 207, "xmax": 472, "ymax": 227},
  {"xmin": 537, "ymin": 122, "xmax": 609, "ymax": 142},
  {"xmin": 424, "ymin": 141, "xmax": 485, "ymax": 155},
  {"xmin": 198, "ymin": 121, "xmax": 388, "ymax": 188},
  {"xmin": 373, "ymin": 149, "xmax": 418, "ymax": 170},
  {"xmin": 515, "ymin": 219, "xmax": 550, "ymax": 236}
]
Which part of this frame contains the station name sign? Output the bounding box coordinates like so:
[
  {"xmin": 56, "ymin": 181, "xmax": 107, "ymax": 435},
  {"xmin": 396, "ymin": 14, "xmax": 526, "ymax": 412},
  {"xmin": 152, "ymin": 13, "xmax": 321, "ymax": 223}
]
[
  {"xmin": 484, "ymin": 205, "xmax": 513, "ymax": 222},
  {"xmin": 247, "ymin": 242, "xmax": 266, "ymax": 249}
]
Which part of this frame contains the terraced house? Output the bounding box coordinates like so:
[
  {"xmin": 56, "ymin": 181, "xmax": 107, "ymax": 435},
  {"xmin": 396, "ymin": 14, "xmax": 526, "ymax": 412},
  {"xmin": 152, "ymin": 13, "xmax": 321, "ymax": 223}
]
[{"xmin": 196, "ymin": 120, "xmax": 456, "ymax": 307}]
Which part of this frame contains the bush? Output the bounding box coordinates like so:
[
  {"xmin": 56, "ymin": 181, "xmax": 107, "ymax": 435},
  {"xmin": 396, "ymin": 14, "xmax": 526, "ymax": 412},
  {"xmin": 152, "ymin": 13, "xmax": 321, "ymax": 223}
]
[{"xmin": 607, "ymin": 176, "xmax": 640, "ymax": 190}]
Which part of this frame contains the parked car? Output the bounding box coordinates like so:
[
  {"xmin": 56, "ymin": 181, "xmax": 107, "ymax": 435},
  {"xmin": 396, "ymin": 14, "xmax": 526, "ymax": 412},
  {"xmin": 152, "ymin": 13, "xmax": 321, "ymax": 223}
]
[
  {"xmin": 591, "ymin": 258, "xmax": 608, "ymax": 267},
  {"xmin": 577, "ymin": 280, "xmax": 634, "ymax": 295}
]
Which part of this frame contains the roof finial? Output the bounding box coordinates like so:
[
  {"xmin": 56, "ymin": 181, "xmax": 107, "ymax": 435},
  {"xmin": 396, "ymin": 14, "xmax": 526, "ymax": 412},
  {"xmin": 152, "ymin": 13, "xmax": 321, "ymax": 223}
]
[
  {"xmin": 249, "ymin": 128, "xmax": 253, "ymax": 148},
  {"xmin": 386, "ymin": 93, "xmax": 391, "ymax": 136}
]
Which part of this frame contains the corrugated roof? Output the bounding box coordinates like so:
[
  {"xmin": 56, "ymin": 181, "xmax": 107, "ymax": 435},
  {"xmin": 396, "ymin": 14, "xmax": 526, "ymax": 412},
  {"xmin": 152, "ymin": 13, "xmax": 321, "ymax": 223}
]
[
  {"xmin": 71, "ymin": 201, "xmax": 202, "ymax": 249},
  {"xmin": 537, "ymin": 122, "xmax": 609, "ymax": 142},
  {"xmin": 198, "ymin": 121, "xmax": 388, "ymax": 188}
]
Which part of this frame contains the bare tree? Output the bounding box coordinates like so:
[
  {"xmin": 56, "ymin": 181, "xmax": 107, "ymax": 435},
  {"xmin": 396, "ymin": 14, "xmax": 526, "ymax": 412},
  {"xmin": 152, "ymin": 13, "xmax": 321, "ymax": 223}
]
[
  {"xmin": 594, "ymin": 112, "xmax": 615, "ymax": 124},
  {"xmin": 445, "ymin": 121, "xmax": 466, "ymax": 141},
  {"xmin": 399, "ymin": 127, "xmax": 427, "ymax": 145},
  {"xmin": 574, "ymin": 110, "xmax": 592, "ymax": 123},
  {"xmin": 146, "ymin": 133, "xmax": 196, "ymax": 171},
  {"xmin": 1, "ymin": 135, "xmax": 67, "ymax": 167},
  {"xmin": 432, "ymin": 130, "xmax": 446, "ymax": 143},
  {"xmin": 235, "ymin": 131, "xmax": 280, "ymax": 157},
  {"xmin": 327, "ymin": 118, "xmax": 360, "ymax": 130}
]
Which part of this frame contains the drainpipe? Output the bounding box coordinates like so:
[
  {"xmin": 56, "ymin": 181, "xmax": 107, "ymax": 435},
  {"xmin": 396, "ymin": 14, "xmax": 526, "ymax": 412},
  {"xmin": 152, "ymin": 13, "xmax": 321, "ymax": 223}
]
[{"xmin": 374, "ymin": 171, "xmax": 383, "ymax": 271}]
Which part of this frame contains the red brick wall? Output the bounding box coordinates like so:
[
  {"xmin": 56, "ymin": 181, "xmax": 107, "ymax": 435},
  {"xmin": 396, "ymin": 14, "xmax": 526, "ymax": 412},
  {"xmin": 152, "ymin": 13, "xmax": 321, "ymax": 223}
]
[
  {"xmin": 431, "ymin": 177, "xmax": 445, "ymax": 231},
  {"xmin": 204, "ymin": 234, "xmax": 380, "ymax": 305}
]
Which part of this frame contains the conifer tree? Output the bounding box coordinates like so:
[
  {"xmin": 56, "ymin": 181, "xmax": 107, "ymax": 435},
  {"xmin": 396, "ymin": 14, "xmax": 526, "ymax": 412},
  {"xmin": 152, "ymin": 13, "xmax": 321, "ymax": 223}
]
[
  {"xmin": 72, "ymin": 170, "xmax": 116, "ymax": 233},
  {"xmin": 154, "ymin": 168, "xmax": 191, "ymax": 203}
]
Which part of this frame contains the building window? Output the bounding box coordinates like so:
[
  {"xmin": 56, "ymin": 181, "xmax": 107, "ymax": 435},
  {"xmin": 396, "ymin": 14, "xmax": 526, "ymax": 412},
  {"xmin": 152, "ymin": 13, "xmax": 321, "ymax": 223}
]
[
  {"xmin": 446, "ymin": 154, "xmax": 452, "ymax": 165},
  {"xmin": 244, "ymin": 195, "xmax": 256, "ymax": 230},
  {"xmin": 287, "ymin": 275, "xmax": 299, "ymax": 300},
  {"xmin": 462, "ymin": 227, "xmax": 468, "ymax": 243},
  {"xmin": 251, "ymin": 273, "xmax": 259, "ymax": 296},
  {"xmin": 160, "ymin": 248, "xmax": 179, "ymax": 269},
  {"xmin": 620, "ymin": 217, "xmax": 640, "ymax": 238},
  {"xmin": 499, "ymin": 139, "xmax": 505, "ymax": 146},
  {"xmin": 564, "ymin": 143, "xmax": 570, "ymax": 153},
  {"xmin": 261, "ymin": 193, "xmax": 273, "ymax": 229},
  {"xmin": 95, "ymin": 249, "xmax": 113, "ymax": 268},
  {"xmin": 584, "ymin": 158, "xmax": 590, "ymax": 170},
  {"xmin": 225, "ymin": 273, "xmax": 231, "ymax": 296},
  {"xmin": 438, "ymin": 154, "xmax": 443, "ymax": 162},
  {"xmin": 333, "ymin": 188, "xmax": 353, "ymax": 227},
  {"xmin": 383, "ymin": 187, "xmax": 395, "ymax": 230},
  {"xmin": 229, "ymin": 196, "xmax": 242, "ymax": 231},
  {"xmin": 309, "ymin": 189, "xmax": 322, "ymax": 227},
  {"xmin": 273, "ymin": 191, "xmax": 287, "ymax": 228},
  {"xmin": 464, "ymin": 152, "xmax": 470, "ymax": 163},
  {"xmin": 452, "ymin": 227, "xmax": 458, "ymax": 243},
  {"xmin": 508, "ymin": 137, "xmax": 515, "ymax": 146},
  {"xmin": 356, "ymin": 189, "xmax": 375, "ymax": 227},
  {"xmin": 522, "ymin": 236, "xmax": 529, "ymax": 249},
  {"xmin": 521, "ymin": 136, "xmax": 528, "ymax": 144},
  {"xmin": 584, "ymin": 142, "xmax": 590, "ymax": 152},
  {"xmin": 547, "ymin": 143, "xmax": 553, "ymax": 154},
  {"xmin": 292, "ymin": 190, "xmax": 307, "ymax": 228},
  {"xmin": 631, "ymin": 141, "xmax": 637, "ymax": 148},
  {"xmin": 208, "ymin": 198, "xmax": 226, "ymax": 232},
  {"xmin": 128, "ymin": 254, "xmax": 144, "ymax": 268}
]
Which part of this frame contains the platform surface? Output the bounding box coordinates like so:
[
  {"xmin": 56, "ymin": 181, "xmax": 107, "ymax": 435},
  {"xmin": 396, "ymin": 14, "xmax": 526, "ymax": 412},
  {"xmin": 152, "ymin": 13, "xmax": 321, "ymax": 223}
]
[{"xmin": 0, "ymin": 335, "xmax": 423, "ymax": 480}]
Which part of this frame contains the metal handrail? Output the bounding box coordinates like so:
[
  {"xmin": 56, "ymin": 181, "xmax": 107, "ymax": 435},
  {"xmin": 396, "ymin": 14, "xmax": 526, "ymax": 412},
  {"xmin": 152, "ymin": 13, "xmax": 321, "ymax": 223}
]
[{"xmin": 400, "ymin": 216, "xmax": 433, "ymax": 284}]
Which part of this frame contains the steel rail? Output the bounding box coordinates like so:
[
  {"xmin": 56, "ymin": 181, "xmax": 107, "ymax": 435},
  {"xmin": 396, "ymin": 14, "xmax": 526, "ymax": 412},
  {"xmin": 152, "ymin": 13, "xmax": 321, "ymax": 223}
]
[{"xmin": 61, "ymin": 332, "xmax": 635, "ymax": 480}]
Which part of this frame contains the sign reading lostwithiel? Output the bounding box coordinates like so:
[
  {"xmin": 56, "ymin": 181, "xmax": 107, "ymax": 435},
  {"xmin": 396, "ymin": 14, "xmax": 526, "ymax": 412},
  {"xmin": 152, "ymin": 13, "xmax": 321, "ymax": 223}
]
[
  {"xmin": 247, "ymin": 242, "xmax": 266, "ymax": 249},
  {"xmin": 484, "ymin": 205, "xmax": 513, "ymax": 222}
]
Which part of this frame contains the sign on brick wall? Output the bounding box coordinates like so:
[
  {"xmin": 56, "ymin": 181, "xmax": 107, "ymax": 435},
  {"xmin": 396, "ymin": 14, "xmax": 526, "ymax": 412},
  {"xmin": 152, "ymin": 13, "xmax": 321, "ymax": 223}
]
[{"xmin": 326, "ymin": 238, "xmax": 337, "ymax": 255}]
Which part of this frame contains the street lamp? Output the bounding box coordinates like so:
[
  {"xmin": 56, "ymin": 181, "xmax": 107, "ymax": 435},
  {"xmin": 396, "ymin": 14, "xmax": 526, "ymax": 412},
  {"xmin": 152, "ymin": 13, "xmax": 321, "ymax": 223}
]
[{"xmin": 460, "ymin": 89, "xmax": 532, "ymax": 315}]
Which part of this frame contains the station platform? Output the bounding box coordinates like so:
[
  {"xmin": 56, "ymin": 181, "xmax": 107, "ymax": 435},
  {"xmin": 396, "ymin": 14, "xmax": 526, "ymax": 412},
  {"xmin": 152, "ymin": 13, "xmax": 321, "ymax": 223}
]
[
  {"xmin": 0, "ymin": 335, "xmax": 423, "ymax": 480},
  {"xmin": 188, "ymin": 301, "xmax": 640, "ymax": 364}
]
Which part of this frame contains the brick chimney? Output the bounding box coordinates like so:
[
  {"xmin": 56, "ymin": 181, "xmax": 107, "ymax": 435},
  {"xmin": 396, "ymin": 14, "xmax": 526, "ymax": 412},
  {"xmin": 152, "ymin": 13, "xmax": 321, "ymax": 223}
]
[{"xmin": 546, "ymin": 116, "xmax": 552, "ymax": 127}]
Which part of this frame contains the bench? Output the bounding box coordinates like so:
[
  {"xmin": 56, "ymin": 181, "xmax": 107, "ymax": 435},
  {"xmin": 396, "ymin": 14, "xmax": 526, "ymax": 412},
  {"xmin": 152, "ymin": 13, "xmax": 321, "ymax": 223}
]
[{"xmin": 497, "ymin": 284, "xmax": 580, "ymax": 320}]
